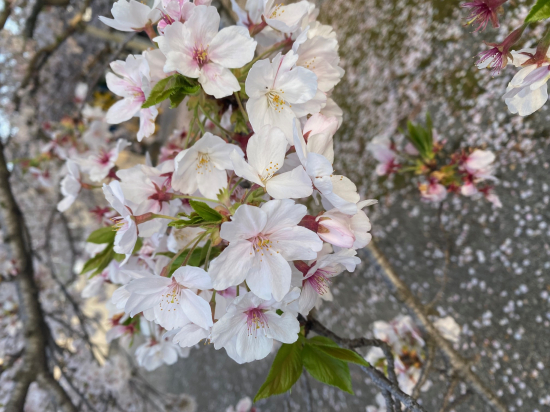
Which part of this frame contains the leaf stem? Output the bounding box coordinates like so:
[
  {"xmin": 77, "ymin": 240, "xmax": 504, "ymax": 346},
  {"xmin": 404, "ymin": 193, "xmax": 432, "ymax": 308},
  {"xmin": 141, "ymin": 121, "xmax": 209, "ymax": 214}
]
[
  {"xmin": 151, "ymin": 213, "xmax": 178, "ymax": 221},
  {"xmin": 234, "ymin": 91, "xmax": 249, "ymax": 122},
  {"xmin": 173, "ymin": 194, "xmax": 220, "ymax": 203},
  {"xmin": 199, "ymin": 104, "xmax": 232, "ymax": 138}
]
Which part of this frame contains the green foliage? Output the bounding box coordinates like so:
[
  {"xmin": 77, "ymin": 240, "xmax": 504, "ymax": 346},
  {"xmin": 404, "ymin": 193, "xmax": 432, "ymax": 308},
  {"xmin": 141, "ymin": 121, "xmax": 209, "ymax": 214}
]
[
  {"xmin": 142, "ymin": 74, "xmax": 200, "ymax": 109},
  {"xmin": 254, "ymin": 340, "xmax": 304, "ymax": 402},
  {"xmin": 525, "ymin": 0, "xmax": 550, "ymax": 22},
  {"xmin": 86, "ymin": 226, "xmax": 116, "ymax": 244},
  {"xmin": 302, "ymin": 342, "xmax": 353, "ymax": 394},
  {"xmin": 254, "ymin": 336, "xmax": 371, "ymax": 401},
  {"xmin": 403, "ymin": 113, "xmax": 434, "ymax": 161},
  {"xmin": 159, "ymin": 243, "xmax": 220, "ymax": 275},
  {"xmin": 81, "ymin": 243, "xmax": 114, "ymax": 276},
  {"xmin": 189, "ymin": 200, "xmax": 222, "ymax": 223},
  {"xmin": 168, "ymin": 201, "xmax": 222, "ymax": 229}
]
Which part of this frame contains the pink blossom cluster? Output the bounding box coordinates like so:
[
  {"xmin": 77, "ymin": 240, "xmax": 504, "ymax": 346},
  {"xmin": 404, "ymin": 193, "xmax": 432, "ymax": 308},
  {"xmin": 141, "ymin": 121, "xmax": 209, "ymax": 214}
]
[
  {"xmin": 366, "ymin": 130, "xmax": 501, "ymax": 207},
  {"xmin": 50, "ymin": 0, "xmax": 381, "ymax": 371}
]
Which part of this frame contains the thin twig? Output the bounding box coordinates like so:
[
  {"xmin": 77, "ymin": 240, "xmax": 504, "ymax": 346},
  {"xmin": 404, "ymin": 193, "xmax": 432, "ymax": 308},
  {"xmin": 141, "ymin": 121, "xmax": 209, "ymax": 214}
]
[
  {"xmin": 439, "ymin": 375, "xmax": 459, "ymax": 412},
  {"xmin": 366, "ymin": 241, "xmax": 507, "ymax": 412},
  {"xmin": 0, "ymin": 140, "xmax": 77, "ymax": 412},
  {"xmin": 411, "ymin": 336, "xmax": 435, "ymax": 398}
]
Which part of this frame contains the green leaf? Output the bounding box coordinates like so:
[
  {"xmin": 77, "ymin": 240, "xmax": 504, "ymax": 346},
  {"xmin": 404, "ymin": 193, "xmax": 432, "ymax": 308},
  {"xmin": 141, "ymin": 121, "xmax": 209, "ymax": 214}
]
[
  {"xmin": 525, "ymin": 0, "xmax": 550, "ymax": 22},
  {"xmin": 254, "ymin": 341, "xmax": 304, "ymax": 402},
  {"xmin": 81, "ymin": 244, "xmax": 114, "ymax": 276},
  {"xmin": 302, "ymin": 342, "xmax": 353, "ymax": 395},
  {"xmin": 87, "ymin": 227, "xmax": 116, "ymax": 244},
  {"xmin": 189, "ymin": 200, "xmax": 222, "ymax": 222},
  {"xmin": 142, "ymin": 74, "xmax": 200, "ymax": 108},
  {"xmin": 307, "ymin": 337, "xmax": 369, "ymax": 367},
  {"xmin": 168, "ymin": 215, "xmax": 205, "ymax": 228}
]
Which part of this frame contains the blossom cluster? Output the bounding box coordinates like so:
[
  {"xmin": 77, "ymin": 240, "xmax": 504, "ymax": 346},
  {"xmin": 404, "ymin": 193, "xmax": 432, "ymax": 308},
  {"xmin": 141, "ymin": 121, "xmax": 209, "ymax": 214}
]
[
  {"xmin": 365, "ymin": 315, "xmax": 461, "ymax": 410},
  {"xmin": 462, "ymin": 0, "xmax": 550, "ymax": 116},
  {"xmin": 50, "ymin": 0, "xmax": 379, "ymax": 371},
  {"xmin": 366, "ymin": 118, "xmax": 501, "ymax": 207}
]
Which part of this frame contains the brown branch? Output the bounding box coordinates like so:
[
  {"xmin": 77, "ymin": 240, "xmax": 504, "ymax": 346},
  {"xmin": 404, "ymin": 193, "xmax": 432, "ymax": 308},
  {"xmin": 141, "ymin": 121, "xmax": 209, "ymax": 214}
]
[
  {"xmin": 367, "ymin": 241, "xmax": 508, "ymax": 412},
  {"xmin": 15, "ymin": 0, "xmax": 93, "ymax": 109},
  {"xmin": 438, "ymin": 375, "xmax": 459, "ymax": 412},
  {"xmin": 23, "ymin": 0, "xmax": 71, "ymax": 39},
  {"xmin": 0, "ymin": 140, "xmax": 77, "ymax": 412}
]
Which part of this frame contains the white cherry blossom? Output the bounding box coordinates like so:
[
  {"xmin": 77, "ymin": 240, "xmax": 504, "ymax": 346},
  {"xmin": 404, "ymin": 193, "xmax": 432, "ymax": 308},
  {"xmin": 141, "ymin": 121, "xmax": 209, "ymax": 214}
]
[
  {"xmin": 155, "ymin": 6, "xmax": 256, "ymax": 98},
  {"xmin": 57, "ymin": 160, "xmax": 82, "ymax": 212},
  {"xmin": 208, "ymin": 200, "xmax": 322, "ymax": 301},
  {"xmin": 245, "ymin": 51, "xmax": 323, "ymax": 142},
  {"xmin": 172, "ymin": 132, "xmax": 243, "ymax": 199},
  {"xmin": 77, "ymin": 139, "xmax": 130, "ymax": 182},
  {"xmin": 124, "ymin": 265, "xmax": 213, "ymax": 330},
  {"xmin": 231, "ymin": 0, "xmax": 310, "ymax": 34},
  {"xmin": 230, "ymin": 125, "xmax": 312, "ymax": 199},
  {"xmin": 211, "ymin": 291, "xmax": 300, "ymax": 363}
]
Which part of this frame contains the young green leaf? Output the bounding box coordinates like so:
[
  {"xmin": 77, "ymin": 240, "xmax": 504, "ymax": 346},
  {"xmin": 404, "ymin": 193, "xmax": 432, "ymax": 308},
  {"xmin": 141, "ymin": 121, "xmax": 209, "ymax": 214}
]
[
  {"xmin": 81, "ymin": 244, "xmax": 114, "ymax": 276},
  {"xmin": 525, "ymin": 0, "xmax": 550, "ymax": 22},
  {"xmin": 142, "ymin": 74, "xmax": 200, "ymax": 108},
  {"xmin": 254, "ymin": 341, "xmax": 304, "ymax": 402},
  {"xmin": 302, "ymin": 342, "xmax": 354, "ymax": 395},
  {"xmin": 189, "ymin": 200, "xmax": 223, "ymax": 222},
  {"xmin": 86, "ymin": 227, "xmax": 116, "ymax": 244}
]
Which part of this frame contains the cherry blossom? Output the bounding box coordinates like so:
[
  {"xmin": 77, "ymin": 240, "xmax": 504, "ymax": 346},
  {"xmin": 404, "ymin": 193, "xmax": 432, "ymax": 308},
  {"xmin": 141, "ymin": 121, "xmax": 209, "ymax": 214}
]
[
  {"xmin": 419, "ymin": 179, "xmax": 447, "ymax": 203},
  {"xmin": 211, "ymin": 291, "xmax": 300, "ymax": 363},
  {"xmin": 208, "ymin": 200, "xmax": 322, "ymax": 301},
  {"xmin": 366, "ymin": 136, "xmax": 399, "ymax": 176},
  {"xmin": 157, "ymin": 0, "xmax": 213, "ymax": 34},
  {"xmin": 461, "ymin": 0, "xmax": 507, "ymax": 32},
  {"xmin": 294, "ymin": 248, "xmax": 360, "ymax": 316},
  {"xmin": 57, "ymin": 160, "xmax": 82, "ymax": 212},
  {"xmin": 103, "ymin": 180, "xmax": 139, "ymax": 263},
  {"xmin": 172, "ymin": 132, "xmax": 243, "ymax": 199},
  {"xmin": 123, "ymin": 265, "xmax": 213, "ymax": 330},
  {"xmin": 155, "ymin": 6, "xmax": 256, "ymax": 98},
  {"xmin": 245, "ymin": 51, "xmax": 322, "ymax": 142},
  {"xmin": 77, "ymin": 139, "xmax": 130, "ymax": 182},
  {"xmin": 503, "ymin": 49, "xmax": 550, "ymax": 116},
  {"xmin": 231, "ymin": 0, "xmax": 310, "ymax": 34},
  {"xmin": 230, "ymin": 125, "xmax": 312, "ymax": 199},
  {"xmin": 105, "ymin": 51, "xmax": 167, "ymax": 141},
  {"xmin": 99, "ymin": 0, "xmax": 162, "ymax": 32},
  {"xmin": 294, "ymin": 123, "xmax": 359, "ymax": 214}
]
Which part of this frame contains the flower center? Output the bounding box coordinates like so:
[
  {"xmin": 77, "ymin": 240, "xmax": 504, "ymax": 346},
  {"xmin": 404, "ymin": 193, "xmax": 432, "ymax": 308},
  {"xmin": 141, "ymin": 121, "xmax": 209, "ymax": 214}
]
[
  {"xmin": 268, "ymin": 4, "xmax": 285, "ymax": 19},
  {"xmin": 246, "ymin": 308, "xmax": 269, "ymax": 337},
  {"xmin": 159, "ymin": 279, "xmax": 184, "ymax": 311},
  {"xmin": 260, "ymin": 161, "xmax": 281, "ymax": 182},
  {"xmin": 266, "ymin": 89, "xmax": 288, "ymax": 113},
  {"xmin": 111, "ymin": 216, "xmax": 129, "ymax": 232},
  {"xmin": 307, "ymin": 270, "xmax": 332, "ymax": 295},
  {"xmin": 195, "ymin": 152, "xmax": 213, "ymax": 174},
  {"xmin": 95, "ymin": 149, "xmax": 112, "ymax": 165},
  {"xmin": 193, "ymin": 45, "xmax": 209, "ymax": 68}
]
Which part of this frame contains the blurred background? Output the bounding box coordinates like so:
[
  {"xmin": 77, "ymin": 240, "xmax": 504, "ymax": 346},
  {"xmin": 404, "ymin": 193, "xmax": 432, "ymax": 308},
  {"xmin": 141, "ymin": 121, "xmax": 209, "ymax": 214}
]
[{"xmin": 1, "ymin": 0, "xmax": 549, "ymax": 411}]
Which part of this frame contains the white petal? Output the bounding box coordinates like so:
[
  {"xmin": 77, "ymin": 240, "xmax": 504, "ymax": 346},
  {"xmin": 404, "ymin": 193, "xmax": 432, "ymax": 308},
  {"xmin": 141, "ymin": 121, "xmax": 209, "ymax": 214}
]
[
  {"xmin": 172, "ymin": 323, "xmax": 210, "ymax": 347},
  {"xmin": 264, "ymin": 311, "xmax": 300, "ymax": 343},
  {"xmin": 230, "ymin": 150, "xmax": 263, "ymax": 187},
  {"xmin": 266, "ymin": 167, "xmax": 312, "ymax": 199},
  {"xmin": 269, "ymin": 226, "xmax": 322, "ymax": 260},
  {"xmin": 180, "ymin": 289, "xmax": 214, "ymax": 328},
  {"xmin": 247, "ymin": 252, "xmax": 291, "ymax": 301},
  {"xmin": 209, "ymin": 26, "xmax": 257, "ymax": 68},
  {"xmin": 173, "ymin": 266, "xmax": 212, "ymax": 289},
  {"xmin": 219, "ymin": 204, "xmax": 267, "ymax": 242},
  {"xmin": 212, "ymin": 313, "xmax": 247, "ymax": 349},
  {"xmin": 199, "ymin": 63, "xmax": 241, "ymax": 99},
  {"xmin": 261, "ymin": 199, "xmax": 307, "ymax": 233},
  {"xmin": 209, "ymin": 241, "xmax": 255, "ymax": 290}
]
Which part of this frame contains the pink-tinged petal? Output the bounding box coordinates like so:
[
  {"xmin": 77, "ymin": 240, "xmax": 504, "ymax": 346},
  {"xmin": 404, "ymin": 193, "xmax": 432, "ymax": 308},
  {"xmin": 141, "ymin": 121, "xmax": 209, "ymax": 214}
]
[
  {"xmin": 173, "ymin": 266, "xmax": 212, "ymax": 290},
  {"xmin": 209, "ymin": 26, "xmax": 256, "ymax": 68},
  {"xmin": 106, "ymin": 72, "xmax": 132, "ymax": 98},
  {"xmin": 114, "ymin": 219, "xmax": 138, "ymax": 255},
  {"xmin": 137, "ymin": 107, "xmax": 158, "ymax": 142},
  {"xmin": 126, "ymin": 277, "xmax": 171, "ymax": 294},
  {"xmin": 211, "ymin": 313, "xmax": 247, "ymax": 349},
  {"xmin": 209, "ymin": 241, "xmax": 255, "ymax": 290},
  {"xmin": 274, "ymin": 56, "xmax": 317, "ymax": 104},
  {"xmin": 247, "ymin": 252, "xmax": 291, "ymax": 301},
  {"xmin": 269, "ymin": 226, "xmax": 322, "ymax": 261},
  {"xmin": 110, "ymin": 0, "xmax": 154, "ymax": 30},
  {"xmin": 266, "ymin": 167, "xmax": 313, "ymax": 199},
  {"xmin": 318, "ymin": 219, "xmax": 354, "ymax": 248},
  {"xmin": 236, "ymin": 328, "xmax": 273, "ymax": 362},
  {"xmin": 261, "ymin": 199, "xmax": 307, "ymax": 233},
  {"xmin": 172, "ymin": 323, "xmax": 210, "ymax": 347},
  {"xmin": 180, "ymin": 289, "xmax": 214, "ymax": 328},
  {"xmin": 220, "ymin": 205, "xmax": 267, "ymax": 242},
  {"xmin": 230, "ymin": 150, "xmax": 264, "ymax": 187},
  {"xmin": 199, "ymin": 63, "xmax": 240, "ymax": 99},
  {"xmin": 106, "ymin": 98, "xmax": 142, "ymax": 124},
  {"xmin": 264, "ymin": 311, "xmax": 300, "ymax": 343}
]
